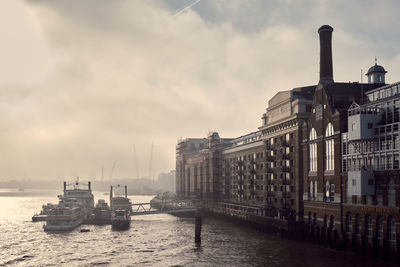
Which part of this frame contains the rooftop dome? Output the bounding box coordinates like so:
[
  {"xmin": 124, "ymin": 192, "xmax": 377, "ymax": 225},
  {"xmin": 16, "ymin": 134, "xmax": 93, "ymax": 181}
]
[{"xmin": 366, "ymin": 63, "xmax": 387, "ymax": 75}]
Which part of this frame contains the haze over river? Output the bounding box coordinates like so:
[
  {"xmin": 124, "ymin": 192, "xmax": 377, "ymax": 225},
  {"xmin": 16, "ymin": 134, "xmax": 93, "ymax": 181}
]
[{"xmin": 0, "ymin": 189, "xmax": 396, "ymax": 266}]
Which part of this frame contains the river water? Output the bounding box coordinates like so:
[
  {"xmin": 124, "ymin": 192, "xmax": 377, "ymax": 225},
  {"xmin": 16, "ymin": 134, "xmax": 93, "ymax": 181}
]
[{"xmin": 0, "ymin": 189, "xmax": 396, "ymax": 266}]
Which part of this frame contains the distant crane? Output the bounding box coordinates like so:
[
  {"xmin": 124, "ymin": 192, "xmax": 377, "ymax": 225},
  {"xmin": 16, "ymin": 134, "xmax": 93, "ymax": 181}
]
[
  {"xmin": 109, "ymin": 162, "xmax": 116, "ymax": 181},
  {"xmin": 149, "ymin": 142, "xmax": 154, "ymax": 181},
  {"xmin": 133, "ymin": 145, "xmax": 140, "ymax": 179}
]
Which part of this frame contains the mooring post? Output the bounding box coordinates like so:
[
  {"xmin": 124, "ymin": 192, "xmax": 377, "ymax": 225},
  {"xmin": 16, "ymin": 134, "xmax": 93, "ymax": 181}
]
[{"xmin": 195, "ymin": 209, "xmax": 202, "ymax": 244}]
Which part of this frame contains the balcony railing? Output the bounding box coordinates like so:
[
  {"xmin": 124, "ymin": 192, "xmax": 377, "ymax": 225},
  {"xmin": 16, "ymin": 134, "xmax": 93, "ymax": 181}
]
[
  {"xmin": 266, "ymin": 156, "xmax": 275, "ymax": 162},
  {"xmin": 281, "ymin": 166, "xmax": 291, "ymax": 172}
]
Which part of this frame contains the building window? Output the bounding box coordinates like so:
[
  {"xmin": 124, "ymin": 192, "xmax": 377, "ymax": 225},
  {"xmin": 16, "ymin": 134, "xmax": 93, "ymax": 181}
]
[
  {"xmin": 325, "ymin": 123, "xmax": 334, "ymax": 171},
  {"xmin": 309, "ymin": 128, "xmax": 317, "ymax": 172}
]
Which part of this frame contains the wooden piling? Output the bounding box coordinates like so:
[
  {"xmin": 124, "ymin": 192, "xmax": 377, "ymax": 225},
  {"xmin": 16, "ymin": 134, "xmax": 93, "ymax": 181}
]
[{"xmin": 195, "ymin": 210, "xmax": 202, "ymax": 244}]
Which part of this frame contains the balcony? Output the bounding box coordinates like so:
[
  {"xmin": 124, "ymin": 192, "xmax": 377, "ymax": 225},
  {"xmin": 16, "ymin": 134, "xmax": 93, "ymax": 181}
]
[
  {"xmin": 265, "ymin": 143, "xmax": 274, "ymax": 150},
  {"xmin": 283, "ymin": 192, "xmax": 292, "ymax": 198},
  {"xmin": 282, "ymin": 153, "xmax": 290, "ymax": 160},
  {"xmin": 282, "ymin": 140, "xmax": 291, "ymax": 147},
  {"xmin": 267, "ymin": 192, "xmax": 275, "ymax": 197},
  {"xmin": 281, "ymin": 166, "xmax": 291, "ymax": 172},
  {"xmin": 266, "ymin": 155, "xmax": 275, "ymax": 162}
]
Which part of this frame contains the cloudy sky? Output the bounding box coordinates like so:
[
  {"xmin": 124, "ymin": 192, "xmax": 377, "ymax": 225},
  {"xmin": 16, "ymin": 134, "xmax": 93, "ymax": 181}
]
[{"xmin": 1, "ymin": 0, "xmax": 399, "ymax": 181}]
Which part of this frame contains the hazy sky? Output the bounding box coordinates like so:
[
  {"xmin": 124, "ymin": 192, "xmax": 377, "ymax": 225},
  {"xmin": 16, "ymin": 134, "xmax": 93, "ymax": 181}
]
[{"xmin": 1, "ymin": 0, "xmax": 399, "ymax": 181}]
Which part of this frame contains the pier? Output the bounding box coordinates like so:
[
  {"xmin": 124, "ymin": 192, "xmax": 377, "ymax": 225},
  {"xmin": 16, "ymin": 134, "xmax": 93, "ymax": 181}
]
[{"xmin": 131, "ymin": 200, "xmax": 196, "ymax": 216}]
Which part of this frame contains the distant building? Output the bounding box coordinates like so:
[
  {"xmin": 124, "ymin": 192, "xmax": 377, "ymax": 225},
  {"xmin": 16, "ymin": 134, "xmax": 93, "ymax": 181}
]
[{"xmin": 156, "ymin": 170, "xmax": 176, "ymax": 193}]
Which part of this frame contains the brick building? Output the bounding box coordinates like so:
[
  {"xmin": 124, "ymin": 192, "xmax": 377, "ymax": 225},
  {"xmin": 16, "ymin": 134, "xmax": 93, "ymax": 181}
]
[{"xmin": 176, "ymin": 24, "xmax": 400, "ymax": 259}]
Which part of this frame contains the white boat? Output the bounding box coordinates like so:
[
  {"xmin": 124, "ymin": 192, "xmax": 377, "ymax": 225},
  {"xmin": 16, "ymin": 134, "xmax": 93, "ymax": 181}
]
[{"xmin": 43, "ymin": 205, "xmax": 83, "ymax": 231}]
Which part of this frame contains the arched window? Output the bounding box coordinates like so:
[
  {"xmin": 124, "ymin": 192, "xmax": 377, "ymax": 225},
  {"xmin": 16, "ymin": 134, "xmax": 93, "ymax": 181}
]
[
  {"xmin": 387, "ymin": 217, "xmax": 396, "ymax": 241},
  {"xmin": 325, "ymin": 123, "xmax": 334, "ymax": 171},
  {"xmin": 309, "ymin": 128, "xmax": 317, "ymax": 172},
  {"xmin": 346, "ymin": 212, "xmax": 352, "ymax": 233},
  {"xmin": 388, "ymin": 179, "xmax": 396, "ymax": 207},
  {"xmin": 355, "ymin": 214, "xmax": 361, "ymax": 234},
  {"xmin": 365, "ymin": 214, "xmax": 373, "ymax": 237},
  {"xmin": 325, "ymin": 180, "xmax": 330, "ymax": 199},
  {"xmin": 329, "ymin": 215, "xmax": 334, "ymax": 229},
  {"xmin": 376, "ymin": 216, "xmax": 383, "ymax": 238},
  {"xmin": 314, "ymin": 181, "xmax": 318, "ymax": 200}
]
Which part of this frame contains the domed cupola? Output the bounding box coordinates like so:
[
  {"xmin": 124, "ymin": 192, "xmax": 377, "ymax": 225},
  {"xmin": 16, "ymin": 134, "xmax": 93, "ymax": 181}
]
[{"xmin": 365, "ymin": 57, "xmax": 387, "ymax": 84}]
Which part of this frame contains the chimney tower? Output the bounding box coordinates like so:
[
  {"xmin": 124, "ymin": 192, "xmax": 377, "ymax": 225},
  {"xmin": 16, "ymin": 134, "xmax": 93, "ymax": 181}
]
[{"xmin": 318, "ymin": 25, "xmax": 334, "ymax": 84}]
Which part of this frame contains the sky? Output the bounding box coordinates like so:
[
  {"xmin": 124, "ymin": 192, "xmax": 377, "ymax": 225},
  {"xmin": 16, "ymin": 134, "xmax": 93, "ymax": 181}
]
[{"xmin": 0, "ymin": 0, "xmax": 399, "ymax": 181}]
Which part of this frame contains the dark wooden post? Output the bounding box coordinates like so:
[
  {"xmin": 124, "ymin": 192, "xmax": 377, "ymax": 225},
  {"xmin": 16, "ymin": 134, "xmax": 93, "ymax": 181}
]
[{"xmin": 195, "ymin": 210, "xmax": 202, "ymax": 244}]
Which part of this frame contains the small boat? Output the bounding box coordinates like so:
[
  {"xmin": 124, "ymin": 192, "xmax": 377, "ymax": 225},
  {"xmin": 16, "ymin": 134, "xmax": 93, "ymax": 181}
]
[
  {"xmin": 111, "ymin": 209, "xmax": 131, "ymax": 230},
  {"xmin": 80, "ymin": 229, "xmax": 90, "ymax": 232},
  {"xmin": 93, "ymin": 199, "xmax": 111, "ymax": 225},
  {"xmin": 109, "ymin": 185, "xmax": 131, "ymax": 230}
]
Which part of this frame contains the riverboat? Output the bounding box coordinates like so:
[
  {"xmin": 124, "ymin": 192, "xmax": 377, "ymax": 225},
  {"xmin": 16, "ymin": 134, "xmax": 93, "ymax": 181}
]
[
  {"xmin": 58, "ymin": 180, "xmax": 95, "ymax": 222},
  {"xmin": 43, "ymin": 204, "xmax": 83, "ymax": 231}
]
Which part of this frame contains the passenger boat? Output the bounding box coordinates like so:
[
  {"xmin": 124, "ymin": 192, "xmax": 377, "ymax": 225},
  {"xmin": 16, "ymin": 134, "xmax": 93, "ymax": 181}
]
[
  {"xmin": 43, "ymin": 204, "xmax": 83, "ymax": 231},
  {"xmin": 110, "ymin": 185, "xmax": 132, "ymax": 230},
  {"xmin": 111, "ymin": 209, "xmax": 131, "ymax": 230},
  {"xmin": 58, "ymin": 180, "xmax": 95, "ymax": 222}
]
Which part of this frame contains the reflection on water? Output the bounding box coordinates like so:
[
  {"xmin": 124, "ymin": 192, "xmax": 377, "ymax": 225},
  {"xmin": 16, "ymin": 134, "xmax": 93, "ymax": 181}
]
[{"xmin": 0, "ymin": 190, "xmax": 396, "ymax": 266}]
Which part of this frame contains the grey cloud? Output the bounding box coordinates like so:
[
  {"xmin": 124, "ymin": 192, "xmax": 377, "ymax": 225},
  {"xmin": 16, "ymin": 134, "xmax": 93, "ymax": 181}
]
[{"xmin": 1, "ymin": 0, "xmax": 398, "ymax": 180}]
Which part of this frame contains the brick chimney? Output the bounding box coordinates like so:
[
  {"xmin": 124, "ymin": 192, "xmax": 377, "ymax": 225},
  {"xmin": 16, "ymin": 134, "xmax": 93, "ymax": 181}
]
[{"xmin": 318, "ymin": 25, "xmax": 334, "ymax": 84}]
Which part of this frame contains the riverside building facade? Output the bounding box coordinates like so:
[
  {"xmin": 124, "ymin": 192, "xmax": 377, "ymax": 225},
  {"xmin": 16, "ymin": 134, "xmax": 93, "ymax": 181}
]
[
  {"xmin": 341, "ymin": 80, "xmax": 400, "ymax": 258},
  {"xmin": 176, "ymin": 25, "xmax": 400, "ymax": 260}
]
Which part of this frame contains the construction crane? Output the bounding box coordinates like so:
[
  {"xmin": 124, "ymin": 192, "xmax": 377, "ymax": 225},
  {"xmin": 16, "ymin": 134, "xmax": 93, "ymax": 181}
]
[
  {"xmin": 148, "ymin": 142, "xmax": 154, "ymax": 180},
  {"xmin": 133, "ymin": 145, "xmax": 140, "ymax": 179},
  {"xmin": 109, "ymin": 162, "xmax": 116, "ymax": 181}
]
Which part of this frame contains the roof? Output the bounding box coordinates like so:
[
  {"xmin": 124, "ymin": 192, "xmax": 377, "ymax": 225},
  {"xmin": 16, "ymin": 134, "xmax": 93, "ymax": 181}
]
[
  {"xmin": 366, "ymin": 63, "xmax": 387, "ymax": 75},
  {"xmin": 323, "ymin": 82, "xmax": 382, "ymax": 110}
]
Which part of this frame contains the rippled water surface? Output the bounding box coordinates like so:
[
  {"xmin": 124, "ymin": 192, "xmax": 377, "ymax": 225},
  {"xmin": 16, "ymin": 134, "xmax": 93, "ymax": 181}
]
[{"xmin": 0, "ymin": 190, "xmax": 396, "ymax": 266}]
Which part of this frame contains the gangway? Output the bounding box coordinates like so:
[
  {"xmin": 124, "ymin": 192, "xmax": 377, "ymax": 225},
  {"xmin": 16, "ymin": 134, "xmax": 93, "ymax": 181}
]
[{"xmin": 130, "ymin": 200, "xmax": 197, "ymax": 216}]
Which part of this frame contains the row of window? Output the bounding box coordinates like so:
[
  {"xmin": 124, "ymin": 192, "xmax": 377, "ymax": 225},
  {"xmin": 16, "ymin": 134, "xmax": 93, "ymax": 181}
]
[
  {"xmin": 342, "ymin": 155, "xmax": 400, "ymax": 171},
  {"xmin": 307, "ymin": 180, "xmax": 335, "ymax": 202},
  {"xmin": 268, "ymin": 133, "xmax": 295, "ymax": 145}
]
